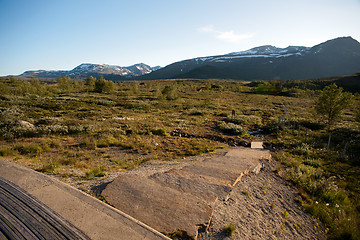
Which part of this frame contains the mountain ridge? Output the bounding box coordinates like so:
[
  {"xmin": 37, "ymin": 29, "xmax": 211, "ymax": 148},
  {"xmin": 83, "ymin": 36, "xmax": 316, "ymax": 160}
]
[
  {"xmin": 17, "ymin": 63, "xmax": 161, "ymax": 80},
  {"xmin": 9, "ymin": 36, "xmax": 360, "ymax": 81},
  {"xmin": 137, "ymin": 36, "xmax": 360, "ymax": 81}
]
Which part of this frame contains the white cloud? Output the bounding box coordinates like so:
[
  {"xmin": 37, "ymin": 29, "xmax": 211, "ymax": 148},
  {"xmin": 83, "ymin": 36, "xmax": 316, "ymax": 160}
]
[{"xmin": 199, "ymin": 25, "xmax": 253, "ymax": 42}]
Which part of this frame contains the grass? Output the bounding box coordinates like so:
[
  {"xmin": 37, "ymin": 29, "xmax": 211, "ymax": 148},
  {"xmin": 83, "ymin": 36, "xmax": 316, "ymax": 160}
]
[
  {"xmin": 0, "ymin": 76, "xmax": 359, "ymax": 239},
  {"xmin": 85, "ymin": 166, "xmax": 106, "ymax": 179}
]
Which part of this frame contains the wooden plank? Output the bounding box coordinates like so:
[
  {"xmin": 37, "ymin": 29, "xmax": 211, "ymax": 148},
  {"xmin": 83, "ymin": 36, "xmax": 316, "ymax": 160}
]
[
  {"xmin": 0, "ymin": 204, "xmax": 37, "ymax": 239},
  {"xmin": 0, "ymin": 176, "xmax": 90, "ymax": 240},
  {"xmin": 0, "ymin": 188, "xmax": 72, "ymax": 239},
  {"xmin": 0, "ymin": 231, "xmax": 8, "ymax": 240},
  {"xmin": 0, "ymin": 188, "xmax": 63, "ymax": 239}
]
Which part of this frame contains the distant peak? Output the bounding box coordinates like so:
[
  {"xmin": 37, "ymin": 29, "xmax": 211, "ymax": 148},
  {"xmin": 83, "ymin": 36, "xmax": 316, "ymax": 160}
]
[
  {"xmin": 317, "ymin": 36, "xmax": 358, "ymax": 45},
  {"xmin": 310, "ymin": 36, "xmax": 360, "ymax": 53},
  {"xmin": 250, "ymin": 45, "xmax": 278, "ymax": 51}
]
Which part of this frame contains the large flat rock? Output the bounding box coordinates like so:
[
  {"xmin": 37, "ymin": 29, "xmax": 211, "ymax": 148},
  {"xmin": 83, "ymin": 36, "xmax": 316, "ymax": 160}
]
[
  {"xmin": 102, "ymin": 147, "xmax": 271, "ymax": 239},
  {"xmin": 150, "ymin": 172, "xmax": 232, "ymax": 203},
  {"xmin": 102, "ymin": 175, "xmax": 212, "ymax": 237}
]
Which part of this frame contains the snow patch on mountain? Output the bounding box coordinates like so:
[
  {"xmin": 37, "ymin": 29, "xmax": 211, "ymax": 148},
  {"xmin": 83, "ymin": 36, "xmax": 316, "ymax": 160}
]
[{"xmin": 193, "ymin": 45, "xmax": 311, "ymax": 63}]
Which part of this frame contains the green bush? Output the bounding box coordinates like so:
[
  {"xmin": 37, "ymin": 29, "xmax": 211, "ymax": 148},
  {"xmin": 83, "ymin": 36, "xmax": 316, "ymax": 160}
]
[
  {"xmin": 254, "ymin": 82, "xmax": 282, "ymax": 95},
  {"xmin": 0, "ymin": 148, "xmax": 15, "ymax": 156},
  {"xmin": 96, "ymin": 135, "xmax": 123, "ymax": 148},
  {"xmin": 151, "ymin": 128, "xmax": 167, "ymax": 136},
  {"xmin": 226, "ymin": 115, "xmax": 262, "ymax": 126},
  {"xmin": 161, "ymin": 85, "xmax": 178, "ymax": 100},
  {"xmin": 13, "ymin": 143, "xmax": 45, "ymax": 156},
  {"xmin": 94, "ymin": 77, "xmax": 115, "ymax": 93},
  {"xmin": 223, "ymin": 223, "xmax": 236, "ymax": 236},
  {"xmin": 217, "ymin": 121, "xmax": 244, "ymax": 135},
  {"xmin": 0, "ymin": 119, "xmax": 39, "ymax": 139}
]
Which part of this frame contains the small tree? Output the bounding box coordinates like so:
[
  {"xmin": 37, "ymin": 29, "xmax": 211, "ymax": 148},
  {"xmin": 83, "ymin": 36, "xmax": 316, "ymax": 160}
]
[
  {"xmin": 57, "ymin": 76, "xmax": 73, "ymax": 92},
  {"xmin": 161, "ymin": 85, "xmax": 178, "ymax": 100},
  {"xmin": 105, "ymin": 80, "xmax": 115, "ymax": 93},
  {"xmin": 94, "ymin": 76, "xmax": 114, "ymax": 93},
  {"xmin": 315, "ymin": 83, "xmax": 352, "ymax": 125},
  {"xmin": 86, "ymin": 76, "xmax": 96, "ymax": 90},
  {"xmin": 94, "ymin": 76, "xmax": 106, "ymax": 93}
]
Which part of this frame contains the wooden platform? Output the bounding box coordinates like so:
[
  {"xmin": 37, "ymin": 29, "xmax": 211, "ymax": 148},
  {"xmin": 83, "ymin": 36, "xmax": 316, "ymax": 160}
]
[{"xmin": 0, "ymin": 176, "xmax": 90, "ymax": 240}]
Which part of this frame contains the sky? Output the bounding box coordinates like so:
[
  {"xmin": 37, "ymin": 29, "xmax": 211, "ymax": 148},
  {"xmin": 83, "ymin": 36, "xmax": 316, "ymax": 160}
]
[{"xmin": 1, "ymin": 0, "xmax": 360, "ymax": 76}]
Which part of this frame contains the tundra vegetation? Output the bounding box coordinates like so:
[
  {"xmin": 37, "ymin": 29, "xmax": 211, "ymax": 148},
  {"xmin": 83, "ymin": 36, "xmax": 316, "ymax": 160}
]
[{"xmin": 0, "ymin": 76, "xmax": 359, "ymax": 239}]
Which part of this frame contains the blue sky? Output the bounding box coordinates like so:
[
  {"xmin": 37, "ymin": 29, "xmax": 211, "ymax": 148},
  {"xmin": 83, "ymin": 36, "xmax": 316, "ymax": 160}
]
[{"xmin": 1, "ymin": 0, "xmax": 360, "ymax": 76}]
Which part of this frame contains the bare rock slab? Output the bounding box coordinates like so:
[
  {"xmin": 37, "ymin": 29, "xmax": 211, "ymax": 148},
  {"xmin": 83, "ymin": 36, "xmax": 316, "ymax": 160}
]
[
  {"xmin": 150, "ymin": 172, "xmax": 232, "ymax": 203},
  {"xmin": 102, "ymin": 147, "xmax": 271, "ymax": 239},
  {"xmin": 101, "ymin": 175, "xmax": 212, "ymax": 237}
]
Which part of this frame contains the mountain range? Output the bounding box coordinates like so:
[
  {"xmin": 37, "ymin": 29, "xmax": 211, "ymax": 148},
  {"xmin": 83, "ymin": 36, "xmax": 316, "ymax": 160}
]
[
  {"xmin": 14, "ymin": 36, "xmax": 360, "ymax": 81},
  {"xmin": 19, "ymin": 63, "xmax": 161, "ymax": 80},
  {"xmin": 138, "ymin": 36, "xmax": 360, "ymax": 81}
]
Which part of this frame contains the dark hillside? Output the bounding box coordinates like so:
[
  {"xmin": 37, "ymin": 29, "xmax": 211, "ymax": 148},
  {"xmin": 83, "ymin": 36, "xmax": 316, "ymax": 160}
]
[
  {"xmin": 138, "ymin": 37, "xmax": 360, "ymax": 81},
  {"xmin": 285, "ymin": 72, "xmax": 360, "ymax": 93},
  {"xmin": 335, "ymin": 72, "xmax": 360, "ymax": 92}
]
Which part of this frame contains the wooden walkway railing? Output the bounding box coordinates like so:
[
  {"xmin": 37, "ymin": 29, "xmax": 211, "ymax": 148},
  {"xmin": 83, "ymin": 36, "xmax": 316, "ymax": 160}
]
[{"xmin": 0, "ymin": 176, "xmax": 90, "ymax": 240}]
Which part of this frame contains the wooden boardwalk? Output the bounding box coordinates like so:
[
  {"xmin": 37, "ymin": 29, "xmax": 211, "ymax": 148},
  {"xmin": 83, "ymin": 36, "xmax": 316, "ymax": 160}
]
[{"xmin": 0, "ymin": 176, "xmax": 90, "ymax": 240}]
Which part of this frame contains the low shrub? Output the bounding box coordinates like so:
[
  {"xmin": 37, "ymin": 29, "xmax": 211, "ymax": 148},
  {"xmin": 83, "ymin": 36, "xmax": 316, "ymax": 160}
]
[
  {"xmin": 39, "ymin": 124, "xmax": 69, "ymax": 135},
  {"xmin": 85, "ymin": 167, "xmax": 106, "ymax": 179},
  {"xmin": 36, "ymin": 117, "xmax": 61, "ymax": 125},
  {"xmin": 0, "ymin": 148, "xmax": 16, "ymax": 156},
  {"xmin": 226, "ymin": 115, "xmax": 262, "ymax": 126},
  {"xmin": 223, "ymin": 223, "xmax": 236, "ymax": 236},
  {"xmin": 39, "ymin": 161, "xmax": 57, "ymax": 174},
  {"xmin": 79, "ymin": 137, "xmax": 97, "ymax": 150},
  {"xmin": 217, "ymin": 121, "xmax": 244, "ymax": 135},
  {"xmin": 13, "ymin": 143, "xmax": 45, "ymax": 156},
  {"xmin": 96, "ymin": 135, "xmax": 121, "ymax": 148},
  {"xmin": 151, "ymin": 128, "xmax": 167, "ymax": 136},
  {"xmin": 188, "ymin": 109, "xmax": 206, "ymax": 116},
  {"xmin": 168, "ymin": 230, "xmax": 192, "ymax": 240},
  {"xmin": 161, "ymin": 85, "xmax": 178, "ymax": 100},
  {"xmin": 291, "ymin": 143, "xmax": 314, "ymax": 157},
  {"xmin": 303, "ymin": 158, "xmax": 322, "ymax": 167},
  {"xmin": 0, "ymin": 120, "xmax": 38, "ymax": 139}
]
